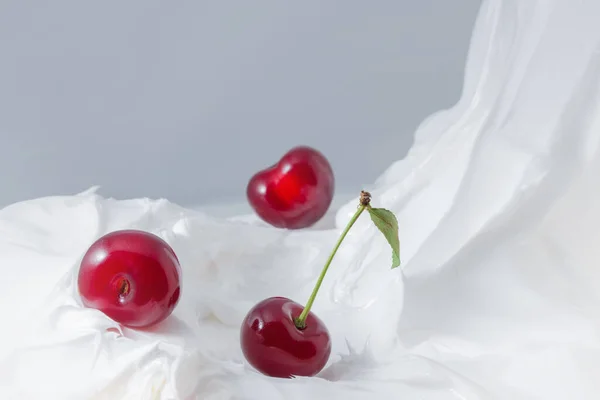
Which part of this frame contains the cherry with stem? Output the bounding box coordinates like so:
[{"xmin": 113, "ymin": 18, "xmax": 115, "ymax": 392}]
[{"xmin": 240, "ymin": 190, "xmax": 400, "ymax": 378}]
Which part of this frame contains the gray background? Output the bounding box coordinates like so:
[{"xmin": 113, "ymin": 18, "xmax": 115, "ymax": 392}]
[{"xmin": 0, "ymin": 1, "xmax": 481, "ymax": 209}]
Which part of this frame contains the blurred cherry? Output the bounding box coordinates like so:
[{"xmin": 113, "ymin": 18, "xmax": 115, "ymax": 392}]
[{"xmin": 247, "ymin": 146, "xmax": 334, "ymax": 229}]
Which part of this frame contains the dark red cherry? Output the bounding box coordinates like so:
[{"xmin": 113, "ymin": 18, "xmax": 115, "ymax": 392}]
[
  {"xmin": 77, "ymin": 230, "xmax": 181, "ymax": 328},
  {"xmin": 240, "ymin": 296, "xmax": 331, "ymax": 378},
  {"xmin": 246, "ymin": 146, "xmax": 335, "ymax": 229}
]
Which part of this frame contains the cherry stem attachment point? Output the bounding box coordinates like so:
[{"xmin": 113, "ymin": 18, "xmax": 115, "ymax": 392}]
[
  {"xmin": 294, "ymin": 191, "xmax": 371, "ymax": 329},
  {"xmin": 118, "ymin": 278, "xmax": 130, "ymax": 297}
]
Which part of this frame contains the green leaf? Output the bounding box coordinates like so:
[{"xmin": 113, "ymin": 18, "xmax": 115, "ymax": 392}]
[{"xmin": 367, "ymin": 207, "xmax": 401, "ymax": 268}]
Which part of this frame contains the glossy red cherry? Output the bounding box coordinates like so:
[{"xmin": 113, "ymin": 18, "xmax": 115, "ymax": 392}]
[
  {"xmin": 77, "ymin": 230, "xmax": 181, "ymax": 328},
  {"xmin": 240, "ymin": 296, "xmax": 331, "ymax": 378},
  {"xmin": 247, "ymin": 146, "xmax": 335, "ymax": 229}
]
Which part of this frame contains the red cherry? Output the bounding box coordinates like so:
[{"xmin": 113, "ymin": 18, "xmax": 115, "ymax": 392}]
[
  {"xmin": 77, "ymin": 230, "xmax": 181, "ymax": 329},
  {"xmin": 247, "ymin": 146, "xmax": 335, "ymax": 229},
  {"xmin": 240, "ymin": 296, "xmax": 331, "ymax": 378}
]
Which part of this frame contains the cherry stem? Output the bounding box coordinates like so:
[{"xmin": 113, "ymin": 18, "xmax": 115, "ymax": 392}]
[{"xmin": 294, "ymin": 191, "xmax": 371, "ymax": 329}]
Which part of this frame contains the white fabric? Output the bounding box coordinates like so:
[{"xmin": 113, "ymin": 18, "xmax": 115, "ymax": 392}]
[{"xmin": 2, "ymin": 0, "xmax": 600, "ymax": 398}]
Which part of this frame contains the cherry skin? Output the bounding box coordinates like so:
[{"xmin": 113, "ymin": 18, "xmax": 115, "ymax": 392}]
[
  {"xmin": 247, "ymin": 146, "xmax": 335, "ymax": 229},
  {"xmin": 77, "ymin": 230, "xmax": 181, "ymax": 329},
  {"xmin": 240, "ymin": 296, "xmax": 331, "ymax": 378}
]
